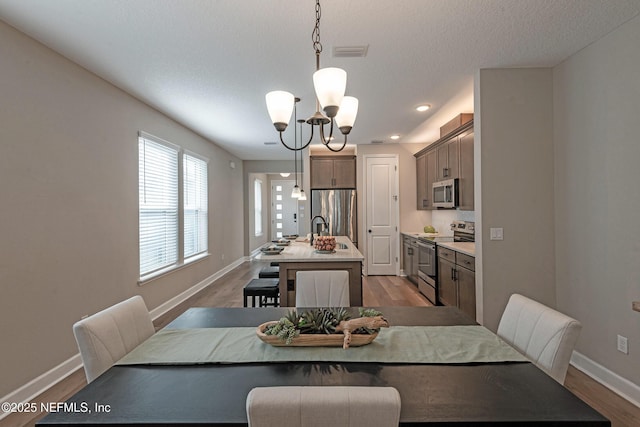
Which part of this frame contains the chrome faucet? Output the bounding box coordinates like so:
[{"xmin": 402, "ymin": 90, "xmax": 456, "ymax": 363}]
[{"xmin": 310, "ymin": 215, "xmax": 328, "ymax": 246}]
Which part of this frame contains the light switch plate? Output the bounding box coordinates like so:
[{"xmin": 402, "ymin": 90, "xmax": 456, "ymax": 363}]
[{"xmin": 490, "ymin": 227, "xmax": 504, "ymax": 240}]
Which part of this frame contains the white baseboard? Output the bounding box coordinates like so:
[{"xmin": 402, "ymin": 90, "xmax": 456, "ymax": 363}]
[
  {"xmin": 0, "ymin": 256, "xmax": 249, "ymax": 421},
  {"xmin": 0, "ymin": 355, "xmax": 83, "ymax": 421},
  {"xmin": 148, "ymin": 256, "xmax": 248, "ymax": 320},
  {"xmin": 570, "ymin": 351, "xmax": 640, "ymax": 407}
]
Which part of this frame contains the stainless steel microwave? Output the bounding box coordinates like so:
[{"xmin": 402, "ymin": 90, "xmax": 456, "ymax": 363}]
[{"xmin": 432, "ymin": 178, "xmax": 458, "ymax": 208}]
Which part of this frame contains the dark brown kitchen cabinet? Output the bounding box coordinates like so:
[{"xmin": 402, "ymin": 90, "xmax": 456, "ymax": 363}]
[
  {"xmin": 402, "ymin": 234, "xmax": 418, "ymax": 285},
  {"xmin": 438, "ymin": 256, "xmax": 457, "ymax": 307},
  {"xmin": 310, "ymin": 156, "xmax": 356, "ymax": 189},
  {"xmin": 416, "ymin": 151, "xmax": 437, "ymax": 210},
  {"xmin": 458, "ymin": 129, "xmax": 474, "ymax": 211},
  {"xmin": 416, "ymin": 154, "xmax": 427, "ymax": 209},
  {"xmin": 437, "ymin": 246, "xmax": 476, "ymax": 320},
  {"xmin": 435, "ymin": 138, "xmax": 459, "ymax": 181},
  {"xmin": 415, "ymin": 116, "xmax": 473, "ymax": 211}
]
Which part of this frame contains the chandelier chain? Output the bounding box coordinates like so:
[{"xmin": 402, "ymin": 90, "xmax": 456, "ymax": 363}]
[{"xmin": 312, "ymin": 0, "xmax": 322, "ymax": 54}]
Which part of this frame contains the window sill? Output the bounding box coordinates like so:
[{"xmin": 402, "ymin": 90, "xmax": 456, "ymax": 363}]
[{"xmin": 138, "ymin": 252, "xmax": 210, "ymax": 286}]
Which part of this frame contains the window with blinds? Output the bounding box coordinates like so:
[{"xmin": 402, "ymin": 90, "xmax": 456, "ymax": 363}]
[
  {"xmin": 254, "ymin": 178, "xmax": 263, "ymax": 236},
  {"xmin": 184, "ymin": 154, "xmax": 208, "ymax": 258},
  {"xmin": 138, "ymin": 132, "xmax": 209, "ymax": 281}
]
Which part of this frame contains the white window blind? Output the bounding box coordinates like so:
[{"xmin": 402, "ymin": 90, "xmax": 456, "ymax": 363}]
[
  {"xmin": 184, "ymin": 154, "xmax": 208, "ymax": 258},
  {"xmin": 139, "ymin": 136, "xmax": 179, "ymax": 276},
  {"xmin": 254, "ymin": 179, "xmax": 262, "ymax": 236}
]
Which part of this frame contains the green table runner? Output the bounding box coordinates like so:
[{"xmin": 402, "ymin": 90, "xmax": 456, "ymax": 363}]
[{"xmin": 116, "ymin": 326, "xmax": 528, "ymax": 365}]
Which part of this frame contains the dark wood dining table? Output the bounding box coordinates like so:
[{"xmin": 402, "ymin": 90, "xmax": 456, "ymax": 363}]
[{"xmin": 37, "ymin": 306, "xmax": 609, "ymax": 426}]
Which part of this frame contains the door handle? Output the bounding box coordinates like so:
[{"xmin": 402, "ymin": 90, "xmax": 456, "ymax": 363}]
[{"xmin": 368, "ymin": 229, "xmax": 372, "ymax": 233}]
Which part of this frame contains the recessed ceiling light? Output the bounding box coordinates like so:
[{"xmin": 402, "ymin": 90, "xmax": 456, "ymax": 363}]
[
  {"xmin": 416, "ymin": 105, "xmax": 431, "ymax": 112},
  {"xmin": 390, "ymin": 135, "xmax": 400, "ymax": 140},
  {"xmin": 280, "ymin": 173, "xmax": 291, "ymax": 177}
]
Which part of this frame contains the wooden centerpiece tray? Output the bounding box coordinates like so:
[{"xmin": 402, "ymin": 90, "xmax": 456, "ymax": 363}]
[{"xmin": 256, "ymin": 321, "xmax": 378, "ymax": 347}]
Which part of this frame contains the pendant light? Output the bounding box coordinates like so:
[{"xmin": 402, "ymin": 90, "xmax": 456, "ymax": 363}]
[
  {"xmin": 298, "ymin": 118, "xmax": 307, "ymax": 201},
  {"xmin": 291, "ymin": 99, "xmax": 301, "ymax": 199},
  {"xmin": 265, "ymin": 0, "xmax": 358, "ymax": 152}
]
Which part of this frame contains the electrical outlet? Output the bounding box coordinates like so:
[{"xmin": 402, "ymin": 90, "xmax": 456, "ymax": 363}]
[{"xmin": 617, "ymin": 335, "xmax": 628, "ymax": 354}]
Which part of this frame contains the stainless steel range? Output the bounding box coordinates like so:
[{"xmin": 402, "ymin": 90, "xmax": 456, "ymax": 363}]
[{"xmin": 417, "ymin": 221, "xmax": 474, "ymax": 304}]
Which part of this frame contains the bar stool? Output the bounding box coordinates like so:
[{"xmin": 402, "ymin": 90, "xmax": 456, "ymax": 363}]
[
  {"xmin": 243, "ymin": 278, "xmax": 280, "ymax": 307},
  {"xmin": 258, "ymin": 266, "xmax": 279, "ymax": 279}
]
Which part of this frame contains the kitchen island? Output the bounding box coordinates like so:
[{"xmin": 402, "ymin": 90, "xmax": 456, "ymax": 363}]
[{"xmin": 255, "ymin": 236, "xmax": 364, "ymax": 306}]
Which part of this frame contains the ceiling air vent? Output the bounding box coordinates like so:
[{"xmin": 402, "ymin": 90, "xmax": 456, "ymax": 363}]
[
  {"xmin": 371, "ymin": 140, "xmax": 384, "ymax": 144},
  {"xmin": 263, "ymin": 141, "xmax": 278, "ymax": 146},
  {"xmin": 333, "ymin": 45, "xmax": 369, "ymax": 58}
]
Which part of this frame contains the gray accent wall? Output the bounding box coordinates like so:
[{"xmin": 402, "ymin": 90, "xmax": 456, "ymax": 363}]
[
  {"xmin": 476, "ymin": 14, "xmax": 640, "ymax": 394},
  {"xmin": 475, "ymin": 68, "xmax": 556, "ymax": 330},
  {"xmin": 0, "ymin": 20, "xmax": 244, "ymax": 397},
  {"xmin": 554, "ymin": 14, "xmax": 640, "ymax": 386}
]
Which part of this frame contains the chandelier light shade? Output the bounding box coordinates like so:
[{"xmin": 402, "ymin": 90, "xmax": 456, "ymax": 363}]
[
  {"xmin": 266, "ymin": 91, "xmax": 295, "ymax": 132},
  {"xmin": 265, "ymin": 0, "xmax": 357, "ymax": 153},
  {"xmin": 298, "ymin": 189, "xmax": 307, "ymax": 201},
  {"xmin": 334, "ymin": 96, "xmax": 359, "ymax": 133},
  {"xmin": 291, "ymin": 185, "xmax": 301, "ymax": 199},
  {"xmin": 313, "ymin": 67, "xmax": 346, "ymax": 118}
]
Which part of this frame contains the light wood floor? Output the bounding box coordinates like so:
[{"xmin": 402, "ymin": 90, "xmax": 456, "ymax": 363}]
[{"xmin": 3, "ymin": 260, "xmax": 638, "ymax": 427}]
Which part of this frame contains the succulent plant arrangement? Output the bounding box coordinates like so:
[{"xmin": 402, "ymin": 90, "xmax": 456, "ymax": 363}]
[{"xmin": 263, "ymin": 308, "xmax": 387, "ymax": 346}]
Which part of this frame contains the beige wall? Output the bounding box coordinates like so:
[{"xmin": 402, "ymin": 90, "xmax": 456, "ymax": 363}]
[
  {"xmin": 475, "ymin": 68, "xmax": 556, "ymax": 330},
  {"xmin": 0, "ymin": 21, "xmax": 244, "ymax": 397},
  {"xmin": 554, "ymin": 15, "xmax": 640, "ymax": 385}
]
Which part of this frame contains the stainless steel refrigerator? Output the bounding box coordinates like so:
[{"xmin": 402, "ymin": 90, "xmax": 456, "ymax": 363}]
[{"xmin": 311, "ymin": 189, "xmax": 357, "ymax": 247}]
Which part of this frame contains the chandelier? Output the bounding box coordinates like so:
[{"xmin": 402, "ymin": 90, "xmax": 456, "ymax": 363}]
[{"xmin": 265, "ymin": 0, "xmax": 358, "ymax": 153}]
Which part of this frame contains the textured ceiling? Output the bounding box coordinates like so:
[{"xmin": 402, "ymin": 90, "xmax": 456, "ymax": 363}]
[{"xmin": 1, "ymin": 0, "xmax": 639, "ymax": 160}]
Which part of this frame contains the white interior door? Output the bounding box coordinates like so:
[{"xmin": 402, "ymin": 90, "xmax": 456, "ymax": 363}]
[
  {"xmin": 271, "ymin": 180, "xmax": 298, "ymax": 239},
  {"xmin": 365, "ymin": 156, "xmax": 398, "ymax": 275}
]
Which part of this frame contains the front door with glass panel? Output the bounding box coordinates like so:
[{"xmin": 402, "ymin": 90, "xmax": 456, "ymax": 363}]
[{"xmin": 271, "ymin": 180, "xmax": 298, "ymax": 239}]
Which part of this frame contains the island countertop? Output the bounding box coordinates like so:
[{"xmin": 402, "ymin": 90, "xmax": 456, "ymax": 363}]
[{"xmin": 255, "ymin": 236, "xmax": 364, "ymax": 262}]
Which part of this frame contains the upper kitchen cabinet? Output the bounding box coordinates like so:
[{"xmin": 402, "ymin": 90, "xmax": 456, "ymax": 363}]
[
  {"xmin": 435, "ymin": 137, "xmax": 459, "ymax": 181},
  {"xmin": 417, "ymin": 150, "xmax": 437, "ymax": 210},
  {"xmin": 458, "ymin": 129, "xmax": 474, "ymax": 211},
  {"xmin": 416, "ymin": 153, "xmax": 427, "ymax": 209},
  {"xmin": 310, "ymin": 156, "xmax": 356, "ymax": 189},
  {"xmin": 414, "ymin": 113, "xmax": 474, "ymax": 211}
]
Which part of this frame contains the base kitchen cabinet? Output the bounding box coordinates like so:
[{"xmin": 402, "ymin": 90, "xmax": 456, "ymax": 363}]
[
  {"xmin": 402, "ymin": 234, "xmax": 419, "ymax": 285},
  {"xmin": 437, "ymin": 246, "xmax": 476, "ymax": 320}
]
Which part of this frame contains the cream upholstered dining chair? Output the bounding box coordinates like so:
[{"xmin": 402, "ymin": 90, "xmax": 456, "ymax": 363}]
[
  {"xmin": 497, "ymin": 293, "xmax": 582, "ymax": 384},
  {"xmin": 73, "ymin": 295, "xmax": 155, "ymax": 383},
  {"xmin": 246, "ymin": 386, "xmax": 401, "ymax": 427},
  {"xmin": 295, "ymin": 270, "xmax": 350, "ymax": 307}
]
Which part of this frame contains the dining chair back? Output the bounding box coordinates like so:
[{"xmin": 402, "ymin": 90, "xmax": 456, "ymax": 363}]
[
  {"xmin": 497, "ymin": 293, "xmax": 582, "ymax": 384},
  {"xmin": 295, "ymin": 270, "xmax": 350, "ymax": 307},
  {"xmin": 246, "ymin": 386, "xmax": 401, "ymax": 427},
  {"xmin": 73, "ymin": 295, "xmax": 155, "ymax": 383}
]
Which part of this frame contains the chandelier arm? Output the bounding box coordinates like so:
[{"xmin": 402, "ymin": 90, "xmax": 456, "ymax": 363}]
[
  {"xmin": 278, "ymin": 127, "xmax": 315, "ymax": 151},
  {"xmin": 300, "ymin": 124, "xmax": 315, "ymax": 150},
  {"xmin": 278, "ymin": 132, "xmax": 302, "ymax": 151},
  {"xmin": 318, "ymin": 118, "xmax": 335, "ymax": 146},
  {"xmin": 324, "ymin": 134, "xmax": 348, "ymax": 152}
]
